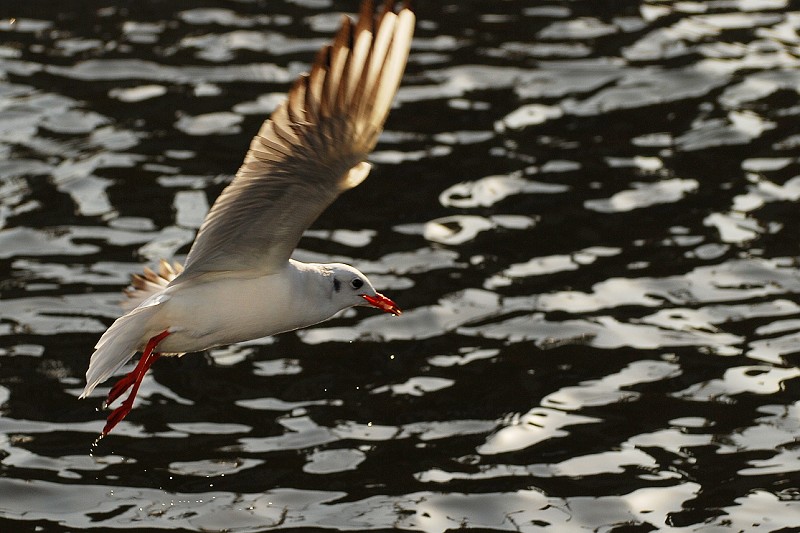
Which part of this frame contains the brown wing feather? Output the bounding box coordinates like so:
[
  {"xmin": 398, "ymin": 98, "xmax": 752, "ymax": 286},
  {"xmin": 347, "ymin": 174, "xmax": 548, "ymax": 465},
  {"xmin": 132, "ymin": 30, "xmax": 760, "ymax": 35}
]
[
  {"xmin": 175, "ymin": 1, "xmax": 415, "ymax": 282},
  {"xmin": 122, "ymin": 260, "xmax": 184, "ymax": 310}
]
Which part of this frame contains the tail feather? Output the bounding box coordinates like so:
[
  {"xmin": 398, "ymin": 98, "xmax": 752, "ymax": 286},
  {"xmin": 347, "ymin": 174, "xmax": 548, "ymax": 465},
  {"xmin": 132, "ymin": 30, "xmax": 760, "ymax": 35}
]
[{"xmin": 81, "ymin": 299, "xmax": 166, "ymax": 399}]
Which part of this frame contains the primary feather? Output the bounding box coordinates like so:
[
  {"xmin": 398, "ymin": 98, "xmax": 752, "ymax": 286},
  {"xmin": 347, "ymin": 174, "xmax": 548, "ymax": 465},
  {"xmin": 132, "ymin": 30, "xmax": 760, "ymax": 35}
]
[{"xmin": 176, "ymin": 1, "xmax": 415, "ymax": 282}]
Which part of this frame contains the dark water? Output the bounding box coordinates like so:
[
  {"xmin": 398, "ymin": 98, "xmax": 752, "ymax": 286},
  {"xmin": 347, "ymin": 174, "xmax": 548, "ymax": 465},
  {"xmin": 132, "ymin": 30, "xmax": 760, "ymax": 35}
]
[{"xmin": 2, "ymin": 0, "xmax": 800, "ymax": 531}]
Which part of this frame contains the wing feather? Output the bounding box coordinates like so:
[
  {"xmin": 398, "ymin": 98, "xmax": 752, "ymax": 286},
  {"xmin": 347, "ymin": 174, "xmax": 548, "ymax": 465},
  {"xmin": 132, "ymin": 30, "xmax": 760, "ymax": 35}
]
[{"xmin": 175, "ymin": 1, "xmax": 414, "ymax": 282}]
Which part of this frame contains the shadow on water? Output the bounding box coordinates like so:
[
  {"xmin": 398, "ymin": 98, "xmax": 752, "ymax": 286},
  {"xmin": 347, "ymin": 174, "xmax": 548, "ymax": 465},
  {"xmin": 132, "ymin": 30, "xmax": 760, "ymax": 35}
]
[{"xmin": 2, "ymin": 0, "xmax": 800, "ymax": 531}]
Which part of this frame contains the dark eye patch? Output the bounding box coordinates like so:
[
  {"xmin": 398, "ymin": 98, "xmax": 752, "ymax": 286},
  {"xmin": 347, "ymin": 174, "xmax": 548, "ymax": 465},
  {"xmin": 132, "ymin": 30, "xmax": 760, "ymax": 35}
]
[{"xmin": 333, "ymin": 278, "xmax": 341, "ymax": 292}]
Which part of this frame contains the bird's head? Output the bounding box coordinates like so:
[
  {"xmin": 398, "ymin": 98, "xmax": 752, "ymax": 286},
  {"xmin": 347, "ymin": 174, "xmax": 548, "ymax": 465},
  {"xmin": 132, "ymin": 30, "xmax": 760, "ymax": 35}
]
[{"xmin": 327, "ymin": 263, "xmax": 401, "ymax": 316}]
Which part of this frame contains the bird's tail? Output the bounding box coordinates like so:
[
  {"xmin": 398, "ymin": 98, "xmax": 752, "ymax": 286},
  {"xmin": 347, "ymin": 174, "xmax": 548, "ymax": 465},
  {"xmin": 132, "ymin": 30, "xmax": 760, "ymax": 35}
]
[{"xmin": 80, "ymin": 297, "xmax": 166, "ymax": 399}]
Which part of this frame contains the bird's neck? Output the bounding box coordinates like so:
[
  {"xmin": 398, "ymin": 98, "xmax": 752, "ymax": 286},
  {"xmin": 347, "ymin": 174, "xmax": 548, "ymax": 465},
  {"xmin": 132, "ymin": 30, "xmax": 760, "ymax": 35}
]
[{"xmin": 285, "ymin": 260, "xmax": 340, "ymax": 323}]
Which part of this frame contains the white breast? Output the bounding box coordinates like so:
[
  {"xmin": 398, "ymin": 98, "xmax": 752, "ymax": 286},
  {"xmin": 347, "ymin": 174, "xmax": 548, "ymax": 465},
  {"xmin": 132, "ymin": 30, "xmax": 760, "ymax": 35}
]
[{"xmin": 153, "ymin": 262, "xmax": 337, "ymax": 353}]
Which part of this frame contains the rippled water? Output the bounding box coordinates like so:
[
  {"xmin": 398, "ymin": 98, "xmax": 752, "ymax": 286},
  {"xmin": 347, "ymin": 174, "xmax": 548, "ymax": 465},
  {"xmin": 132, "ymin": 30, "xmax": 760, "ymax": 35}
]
[{"xmin": 2, "ymin": 1, "xmax": 800, "ymax": 531}]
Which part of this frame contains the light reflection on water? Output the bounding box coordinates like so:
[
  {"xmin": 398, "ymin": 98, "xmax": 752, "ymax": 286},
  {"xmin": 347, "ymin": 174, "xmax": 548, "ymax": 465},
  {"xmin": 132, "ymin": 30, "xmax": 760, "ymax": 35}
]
[{"xmin": 2, "ymin": 0, "xmax": 800, "ymax": 531}]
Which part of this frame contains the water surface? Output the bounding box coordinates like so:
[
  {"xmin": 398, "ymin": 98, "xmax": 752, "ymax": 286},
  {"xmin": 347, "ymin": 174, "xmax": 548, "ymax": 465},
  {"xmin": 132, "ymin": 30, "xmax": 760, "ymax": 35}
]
[{"xmin": 2, "ymin": 1, "xmax": 800, "ymax": 531}]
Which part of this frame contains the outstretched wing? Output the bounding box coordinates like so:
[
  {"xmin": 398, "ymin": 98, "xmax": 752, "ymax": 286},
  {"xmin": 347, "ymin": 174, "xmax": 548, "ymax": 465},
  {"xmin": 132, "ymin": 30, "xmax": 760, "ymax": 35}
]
[{"xmin": 175, "ymin": 1, "xmax": 415, "ymax": 282}]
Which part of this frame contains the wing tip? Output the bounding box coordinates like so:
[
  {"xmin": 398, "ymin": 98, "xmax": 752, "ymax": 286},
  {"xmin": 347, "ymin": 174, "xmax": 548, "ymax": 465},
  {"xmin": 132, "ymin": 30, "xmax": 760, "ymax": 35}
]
[
  {"xmin": 121, "ymin": 260, "xmax": 182, "ymax": 310},
  {"xmin": 285, "ymin": 0, "xmax": 414, "ymax": 132}
]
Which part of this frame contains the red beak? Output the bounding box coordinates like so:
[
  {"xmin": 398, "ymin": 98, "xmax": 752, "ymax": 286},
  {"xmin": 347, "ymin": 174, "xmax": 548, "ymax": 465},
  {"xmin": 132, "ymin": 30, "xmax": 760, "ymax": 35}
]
[{"xmin": 361, "ymin": 293, "xmax": 402, "ymax": 316}]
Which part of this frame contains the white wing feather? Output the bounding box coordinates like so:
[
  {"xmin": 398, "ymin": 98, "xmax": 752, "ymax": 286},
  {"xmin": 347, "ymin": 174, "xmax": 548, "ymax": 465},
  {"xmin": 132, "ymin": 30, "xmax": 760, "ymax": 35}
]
[{"xmin": 175, "ymin": 1, "xmax": 415, "ymax": 282}]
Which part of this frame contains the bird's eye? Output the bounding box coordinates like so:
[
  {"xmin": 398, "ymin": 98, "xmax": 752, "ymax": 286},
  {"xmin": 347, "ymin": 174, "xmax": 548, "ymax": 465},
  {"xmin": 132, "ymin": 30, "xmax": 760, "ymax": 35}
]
[{"xmin": 350, "ymin": 278, "xmax": 364, "ymax": 290}]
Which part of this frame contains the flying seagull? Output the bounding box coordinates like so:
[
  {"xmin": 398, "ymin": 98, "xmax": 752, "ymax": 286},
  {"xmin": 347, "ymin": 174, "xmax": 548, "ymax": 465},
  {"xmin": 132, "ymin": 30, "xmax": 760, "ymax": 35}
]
[{"xmin": 81, "ymin": 0, "xmax": 414, "ymax": 437}]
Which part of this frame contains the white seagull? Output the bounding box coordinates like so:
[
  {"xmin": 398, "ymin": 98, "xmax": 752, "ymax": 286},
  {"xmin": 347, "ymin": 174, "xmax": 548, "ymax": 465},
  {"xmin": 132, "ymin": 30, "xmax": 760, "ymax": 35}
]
[{"xmin": 81, "ymin": 0, "xmax": 414, "ymax": 437}]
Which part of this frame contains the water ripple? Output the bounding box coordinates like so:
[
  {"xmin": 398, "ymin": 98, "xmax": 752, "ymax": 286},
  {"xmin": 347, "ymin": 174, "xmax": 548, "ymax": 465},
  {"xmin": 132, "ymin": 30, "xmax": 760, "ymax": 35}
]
[{"xmin": 2, "ymin": 1, "xmax": 800, "ymax": 531}]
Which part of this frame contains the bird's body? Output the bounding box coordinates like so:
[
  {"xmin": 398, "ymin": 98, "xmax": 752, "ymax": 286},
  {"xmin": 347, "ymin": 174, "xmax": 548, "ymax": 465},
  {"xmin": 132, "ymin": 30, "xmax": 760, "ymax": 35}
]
[
  {"xmin": 82, "ymin": 0, "xmax": 414, "ymax": 437},
  {"xmin": 150, "ymin": 262, "xmax": 357, "ymax": 352},
  {"xmin": 89, "ymin": 261, "xmax": 383, "ymax": 375},
  {"xmin": 110, "ymin": 263, "xmax": 341, "ymax": 353}
]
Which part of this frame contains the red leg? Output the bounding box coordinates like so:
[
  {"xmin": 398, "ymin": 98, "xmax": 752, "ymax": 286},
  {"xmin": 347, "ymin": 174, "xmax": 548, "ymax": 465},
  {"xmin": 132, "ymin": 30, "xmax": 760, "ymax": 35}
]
[
  {"xmin": 105, "ymin": 330, "xmax": 171, "ymax": 407},
  {"xmin": 105, "ymin": 353, "xmax": 150, "ymax": 407},
  {"xmin": 101, "ymin": 330, "xmax": 170, "ymax": 437}
]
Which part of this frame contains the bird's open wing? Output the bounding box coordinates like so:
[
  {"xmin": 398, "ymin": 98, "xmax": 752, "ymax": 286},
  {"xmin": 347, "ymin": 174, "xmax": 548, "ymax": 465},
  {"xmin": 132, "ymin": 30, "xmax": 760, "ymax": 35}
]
[{"xmin": 175, "ymin": 1, "xmax": 415, "ymax": 282}]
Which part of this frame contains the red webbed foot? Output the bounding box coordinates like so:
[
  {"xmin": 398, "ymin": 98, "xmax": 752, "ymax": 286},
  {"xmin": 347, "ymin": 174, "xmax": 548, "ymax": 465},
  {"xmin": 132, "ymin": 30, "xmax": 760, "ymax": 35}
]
[{"xmin": 100, "ymin": 329, "xmax": 170, "ymax": 437}]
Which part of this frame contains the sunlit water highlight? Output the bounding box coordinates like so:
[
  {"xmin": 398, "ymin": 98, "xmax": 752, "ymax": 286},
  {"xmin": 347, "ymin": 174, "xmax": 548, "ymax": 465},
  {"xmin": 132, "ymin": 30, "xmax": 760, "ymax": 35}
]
[{"xmin": 2, "ymin": 1, "xmax": 800, "ymax": 531}]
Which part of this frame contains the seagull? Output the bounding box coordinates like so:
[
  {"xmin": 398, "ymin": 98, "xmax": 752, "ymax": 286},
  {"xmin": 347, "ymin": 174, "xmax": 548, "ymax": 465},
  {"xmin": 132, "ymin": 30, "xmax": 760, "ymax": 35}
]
[{"xmin": 80, "ymin": 0, "xmax": 414, "ymax": 437}]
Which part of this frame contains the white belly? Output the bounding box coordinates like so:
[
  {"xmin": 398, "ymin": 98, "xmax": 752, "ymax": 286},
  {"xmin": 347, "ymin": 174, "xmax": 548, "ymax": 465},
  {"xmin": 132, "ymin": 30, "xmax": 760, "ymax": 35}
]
[{"xmin": 150, "ymin": 266, "xmax": 335, "ymax": 353}]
